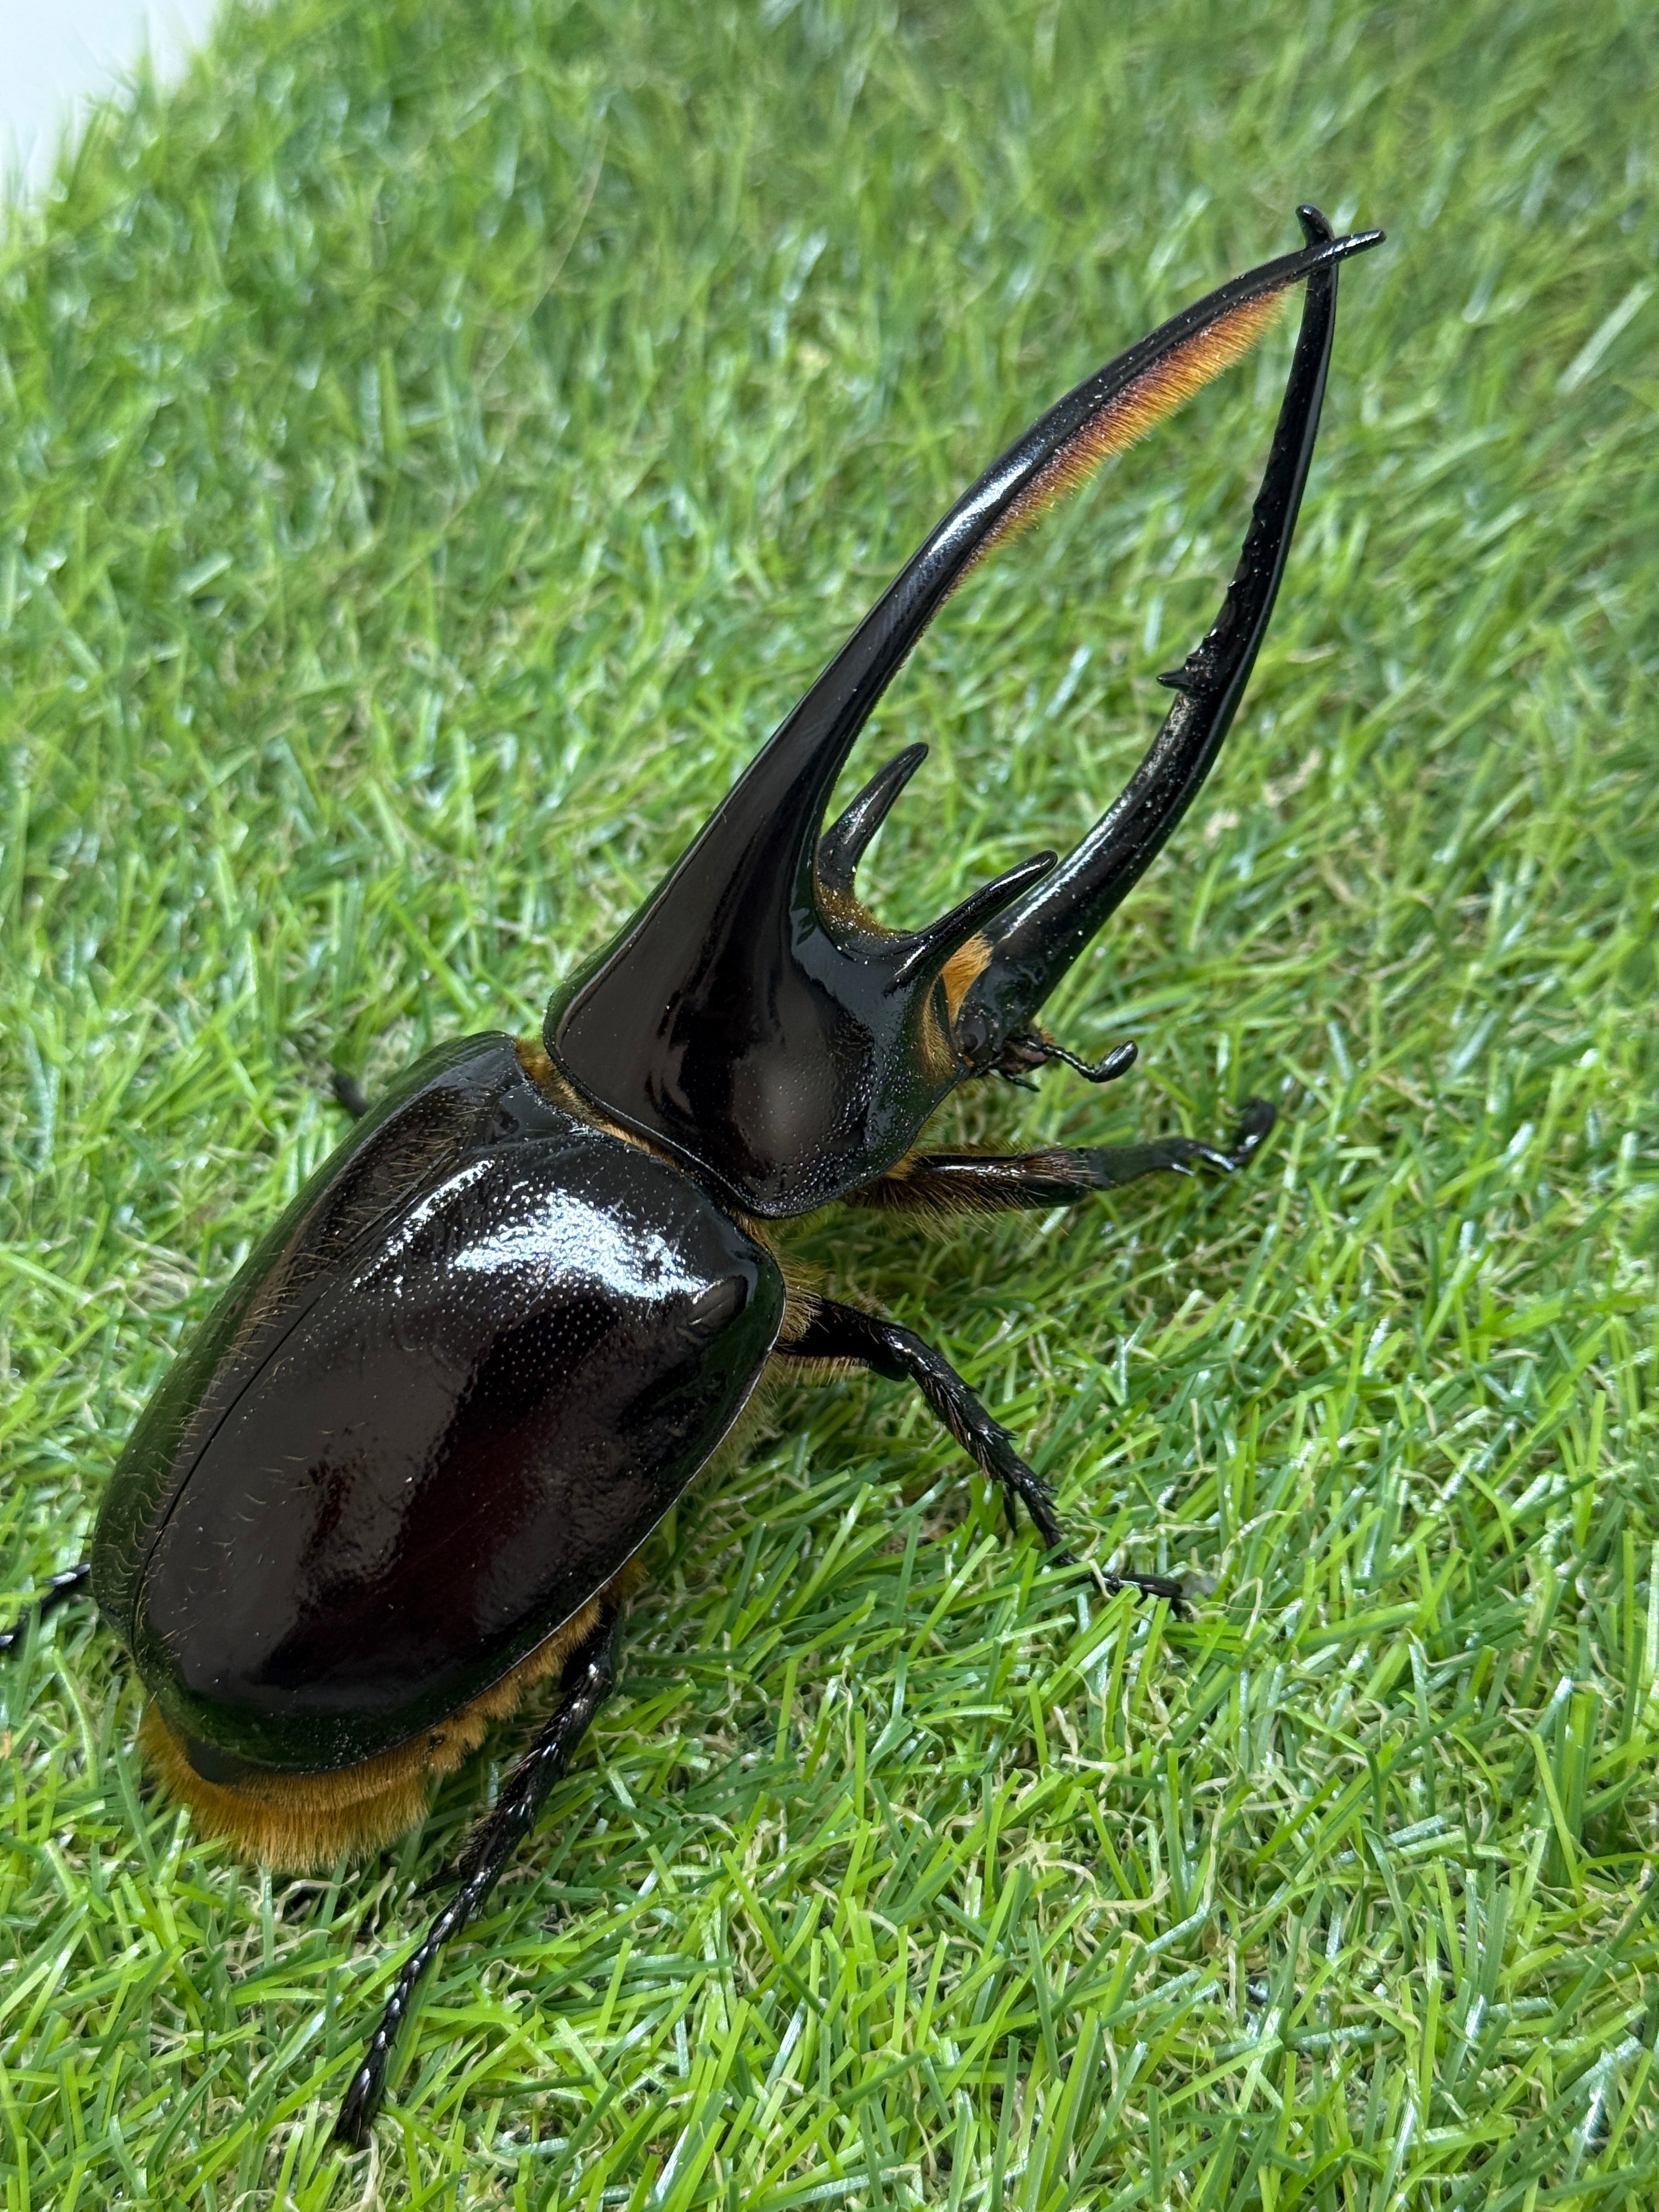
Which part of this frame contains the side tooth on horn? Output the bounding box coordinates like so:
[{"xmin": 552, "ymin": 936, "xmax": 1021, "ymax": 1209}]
[
  {"xmin": 817, "ymin": 743, "xmax": 930, "ymax": 898},
  {"xmin": 888, "ymin": 851, "xmax": 1057, "ymax": 991}
]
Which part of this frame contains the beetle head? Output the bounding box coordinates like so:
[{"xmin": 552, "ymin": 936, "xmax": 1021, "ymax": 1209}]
[{"xmin": 547, "ymin": 210, "xmax": 1383, "ymax": 1217}]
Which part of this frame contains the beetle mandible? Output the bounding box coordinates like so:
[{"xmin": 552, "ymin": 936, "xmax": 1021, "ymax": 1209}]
[{"xmin": 13, "ymin": 206, "xmax": 1381, "ymax": 2145}]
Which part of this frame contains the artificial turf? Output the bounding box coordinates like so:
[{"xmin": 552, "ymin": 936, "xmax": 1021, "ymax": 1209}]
[{"xmin": 3, "ymin": 0, "xmax": 1658, "ymax": 2203}]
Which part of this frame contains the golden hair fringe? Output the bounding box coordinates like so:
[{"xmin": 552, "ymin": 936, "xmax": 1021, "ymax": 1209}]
[
  {"xmin": 970, "ymin": 286, "xmax": 1290, "ymax": 572},
  {"xmin": 144, "ymin": 1563, "xmax": 644, "ymax": 1870}
]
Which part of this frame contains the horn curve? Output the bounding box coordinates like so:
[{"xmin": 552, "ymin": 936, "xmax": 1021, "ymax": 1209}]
[
  {"xmin": 888, "ymin": 850, "xmax": 1058, "ymax": 992},
  {"xmin": 546, "ymin": 210, "xmax": 1384, "ymax": 1216},
  {"xmin": 955, "ymin": 206, "xmax": 1365, "ymax": 1069}
]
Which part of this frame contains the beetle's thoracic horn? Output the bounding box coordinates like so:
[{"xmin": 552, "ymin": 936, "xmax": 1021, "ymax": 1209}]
[
  {"xmin": 548, "ymin": 208, "xmax": 1384, "ymax": 1218},
  {"xmin": 888, "ymin": 849, "xmax": 1058, "ymax": 990}
]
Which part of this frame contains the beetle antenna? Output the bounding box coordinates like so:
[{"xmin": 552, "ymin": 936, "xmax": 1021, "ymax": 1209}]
[
  {"xmin": 0, "ymin": 1562, "xmax": 91, "ymax": 1658},
  {"xmin": 994, "ymin": 1034, "xmax": 1139, "ymax": 1086},
  {"xmin": 817, "ymin": 743, "xmax": 929, "ymax": 899},
  {"xmin": 334, "ymin": 1603, "xmax": 623, "ymax": 2150}
]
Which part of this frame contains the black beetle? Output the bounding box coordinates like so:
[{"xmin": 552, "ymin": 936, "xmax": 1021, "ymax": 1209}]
[{"xmin": 12, "ymin": 206, "xmax": 1380, "ymax": 2147}]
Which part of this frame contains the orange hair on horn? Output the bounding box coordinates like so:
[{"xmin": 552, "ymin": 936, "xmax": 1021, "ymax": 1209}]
[{"xmin": 968, "ymin": 284, "xmax": 1292, "ymax": 572}]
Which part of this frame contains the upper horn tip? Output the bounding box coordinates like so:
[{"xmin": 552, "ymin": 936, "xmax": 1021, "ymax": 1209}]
[
  {"xmin": 1330, "ymin": 226, "xmax": 1387, "ymax": 261},
  {"xmin": 1291, "ymin": 213, "xmax": 1386, "ymax": 275}
]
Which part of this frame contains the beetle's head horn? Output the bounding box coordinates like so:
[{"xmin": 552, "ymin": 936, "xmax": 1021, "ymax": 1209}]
[{"xmin": 547, "ymin": 210, "xmax": 1383, "ymax": 1217}]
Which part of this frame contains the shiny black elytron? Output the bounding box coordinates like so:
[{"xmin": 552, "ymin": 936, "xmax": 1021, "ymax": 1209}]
[{"xmin": 29, "ymin": 207, "xmax": 1384, "ymax": 2145}]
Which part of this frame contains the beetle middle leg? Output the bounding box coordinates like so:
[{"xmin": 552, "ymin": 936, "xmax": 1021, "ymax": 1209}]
[
  {"xmin": 334, "ymin": 1600, "xmax": 624, "ymax": 2149},
  {"xmin": 850, "ymin": 1097, "xmax": 1274, "ymax": 1216},
  {"xmin": 777, "ymin": 1297, "xmax": 1181, "ymax": 1602}
]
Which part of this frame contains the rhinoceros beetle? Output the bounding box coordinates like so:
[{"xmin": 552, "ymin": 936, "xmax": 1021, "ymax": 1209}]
[{"xmin": 8, "ymin": 206, "xmax": 1380, "ymax": 2147}]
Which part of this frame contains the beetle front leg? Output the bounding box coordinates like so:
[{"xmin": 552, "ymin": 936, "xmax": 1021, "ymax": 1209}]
[
  {"xmin": 334, "ymin": 1601, "xmax": 624, "ymax": 2150},
  {"xmin": 850, "ymin": 1098, "xmax": 1274, "ymax": 1215},
  {"xmin": 777, "ymin": 1298, "xmax": 1181, "ymax": 1602}
]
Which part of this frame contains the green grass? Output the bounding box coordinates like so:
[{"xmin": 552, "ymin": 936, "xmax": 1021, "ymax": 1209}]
[{"xmin": 3, "ymin": 0, "xmax": 1658, "ymax": 2202}]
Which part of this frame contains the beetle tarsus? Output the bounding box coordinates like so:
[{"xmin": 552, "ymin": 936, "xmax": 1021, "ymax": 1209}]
[
  {"xmin": 0, "ymin": 1562, "xmax": 92, "ymax": 1658},
  {"xmin": 332, "ymin": 1603, "xmax": 623, "ymax": 2150},
  {"xmin": 1222, "ymin": 1096, "xmax": 1276, "ymax": 1170},
  {"xmin": 1099, "ymin": 1569, "xmax": 1186, "ymax": 1609},
  {"xmin": 331, "ymin": 1070, "xmax": 370, "ymax": 1120}
]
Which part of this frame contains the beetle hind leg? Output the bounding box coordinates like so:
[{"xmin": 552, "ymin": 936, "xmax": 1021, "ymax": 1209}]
[
  {"xmin": 777, "ymin": 1297, "xmax": 1180, "ymax": 1603},
  {"xmin": 334, "ymin": 1601, "xmax": 625, "ymax": 2150}
]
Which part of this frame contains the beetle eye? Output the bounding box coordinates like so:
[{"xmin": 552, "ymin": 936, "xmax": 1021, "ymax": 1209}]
[{"xmin": 683, "ymin": 1276, "xmax": 749, "ymax": 1338}]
